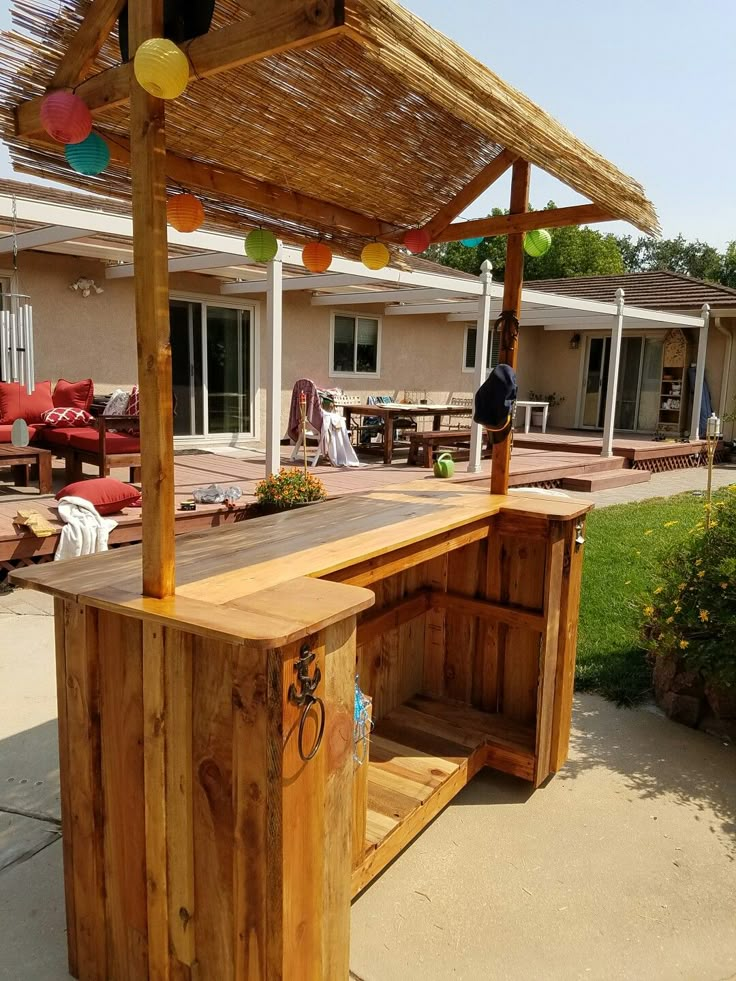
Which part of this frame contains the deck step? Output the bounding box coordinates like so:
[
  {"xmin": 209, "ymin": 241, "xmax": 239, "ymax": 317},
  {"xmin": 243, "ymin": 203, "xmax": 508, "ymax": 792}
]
[{"xmin": 561, "ymin": 468, "xmax": 652, "ymax": 492}]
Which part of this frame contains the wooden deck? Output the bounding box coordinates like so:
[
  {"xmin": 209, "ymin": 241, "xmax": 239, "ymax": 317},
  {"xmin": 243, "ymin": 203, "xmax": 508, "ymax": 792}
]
[{"xmin": 0, "ymin": 433, "xmax": 708, "ymax": 572}]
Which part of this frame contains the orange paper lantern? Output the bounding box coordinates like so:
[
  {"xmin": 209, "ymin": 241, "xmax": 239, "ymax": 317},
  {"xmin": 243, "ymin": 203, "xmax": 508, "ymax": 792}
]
[
  {"xmin": 167, "ymin": 193, "xmax": 205, "ymax": 233},
  {"xmin": 403, "ymin": 228, "xmax": 431, "ymax": 254},
  {"xmin": 361, "ymin": 242, "xmax": 390, "ymax": 271},
  {"xmin": 302, "ymin": 241, "xmax": 333, "ymax": 273}
]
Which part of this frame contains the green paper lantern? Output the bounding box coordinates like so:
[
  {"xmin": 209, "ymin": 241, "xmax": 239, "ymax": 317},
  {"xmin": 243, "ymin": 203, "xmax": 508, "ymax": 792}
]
[
  {"xmin": 65, "ymin": 132, "xmax": 110, "ymax": 176},
  {"xmin": 245, "ymin": 228, "xmax": 279, "ymax": 263},
  {"xmin": 461, "ymin": 237, "xmax": 483, "ymax": 248},
  {"xmin": 524, "ymin": 228, "xmax": 552, "ymax": 257}
]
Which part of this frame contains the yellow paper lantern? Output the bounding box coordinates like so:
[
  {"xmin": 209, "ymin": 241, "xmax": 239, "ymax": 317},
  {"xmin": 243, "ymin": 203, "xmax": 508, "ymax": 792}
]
[
  {"xmin": 302, "ymin": 241, "xmax": 333, "ymax": 274},
  {"xmin": 134, "ymin": 38, "xmax": 190, "ymax": 100},
  {"xmin": 361, "ymin": 242, "xmax": 390, "ymax": 271},
  {"xmin": 167, "ymin": 193, "xmax": 205, "ymax": 233}
]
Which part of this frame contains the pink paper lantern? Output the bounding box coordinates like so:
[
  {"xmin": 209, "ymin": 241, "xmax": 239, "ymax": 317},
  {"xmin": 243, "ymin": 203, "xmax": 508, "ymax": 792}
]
[
  {"xmin": 40, "ymin": 91, "xmax": 93, "ymax": 145},
  {"xmin": 403, "ymin": 228, "xmax": 431, "ymax": 254}
]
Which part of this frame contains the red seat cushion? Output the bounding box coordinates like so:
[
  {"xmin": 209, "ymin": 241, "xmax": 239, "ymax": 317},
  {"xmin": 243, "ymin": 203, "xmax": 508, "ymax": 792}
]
[
  {"xmin": 53, "ymin": 378, "xmax": 94, "ymax": 411},
  {"xmin": 38, "ymin": 426, "xmax": 79, "ymax": 447},
  {"xmin": 0, "ymin": 381, "xmax": 53, "ymax": 424},
  {"xmin": 67, "ymin": 429, "xmax": 141, "ymax": 454},
  {"xmin": 0, "ymin": 423, "xmax": 39, "ymax": 443},
  {"xmin": 56, "ymin": 477, "xmax": 141, "ymax": 516}
]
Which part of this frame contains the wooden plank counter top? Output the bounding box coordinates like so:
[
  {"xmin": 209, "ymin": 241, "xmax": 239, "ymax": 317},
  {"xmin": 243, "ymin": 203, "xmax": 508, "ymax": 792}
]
[{"xmin": 11, "ymin": 483, "xmax": 589, "ymax": 647}]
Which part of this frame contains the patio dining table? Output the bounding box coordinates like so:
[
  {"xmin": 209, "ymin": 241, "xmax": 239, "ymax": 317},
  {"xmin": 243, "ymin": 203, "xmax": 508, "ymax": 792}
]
[{"xmin": 343, "ymin": 402, "xmax": 471, "ymax": 464}]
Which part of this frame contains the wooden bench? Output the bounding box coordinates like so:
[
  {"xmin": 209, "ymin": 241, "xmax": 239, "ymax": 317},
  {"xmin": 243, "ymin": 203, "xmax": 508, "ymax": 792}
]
[
  {"xmin": 64, "ymin": 415, "xmax": 141, "ymax": 483},
  {"xmin": 408, "ymin": 428, "xmax": 490, "ymax": 467}
]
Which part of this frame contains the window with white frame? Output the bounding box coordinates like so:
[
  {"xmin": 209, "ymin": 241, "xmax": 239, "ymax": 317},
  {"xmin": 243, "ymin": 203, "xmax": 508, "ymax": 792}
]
[
  {"xmin": 331, "ymin": 314, "xmax": 380, "ymax": 376},
  {"xmin": 463, "ymin": 325, "xmax": 500, "ymax": 373}
]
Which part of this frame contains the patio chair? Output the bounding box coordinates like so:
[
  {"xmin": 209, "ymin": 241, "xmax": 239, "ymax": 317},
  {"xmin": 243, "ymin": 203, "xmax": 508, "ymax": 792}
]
[
  {"xmin": 445, "ymin": 396, "xmax": 473, "ymax": 430},
  {"xmin": 287, "ymin": 378, "xmax": 326, "ymax": 467}
]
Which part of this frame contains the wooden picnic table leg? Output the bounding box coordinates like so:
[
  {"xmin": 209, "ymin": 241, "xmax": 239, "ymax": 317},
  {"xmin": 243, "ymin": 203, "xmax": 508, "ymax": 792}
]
[
  {"xmin": 37, "ymin": 452, "xmax": 53, "ymax": 494},
  {"xmin": 10, "ymin": 463, "xmax": 30, "ymax": 488},
  {"xmin": 384, "ymin": 415, "xmax": 395, "ymax": 464},
  {"xmin": 433, "ymin": 412, "xmax": 441, "ymax": 429}
]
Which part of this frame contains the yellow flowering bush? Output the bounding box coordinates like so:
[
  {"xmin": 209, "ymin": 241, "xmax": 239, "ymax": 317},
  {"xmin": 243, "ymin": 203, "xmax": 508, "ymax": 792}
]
[
  {"xmin": 641, "ymin": 492, "xmax": 736, "ymax": 686},
  {"xmin": 255, "ymin": 468, "xmax": 327, "ymax": 508}
]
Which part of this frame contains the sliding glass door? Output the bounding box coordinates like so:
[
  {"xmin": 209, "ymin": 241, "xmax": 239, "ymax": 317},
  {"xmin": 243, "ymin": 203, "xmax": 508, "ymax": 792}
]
[
  {"xmin": 170, "ymin": 297, "xmax": 254, "ymax": 439},
  {"xmin": 581, "ymin": 334, "xmax": 663, "ymax": 433}
]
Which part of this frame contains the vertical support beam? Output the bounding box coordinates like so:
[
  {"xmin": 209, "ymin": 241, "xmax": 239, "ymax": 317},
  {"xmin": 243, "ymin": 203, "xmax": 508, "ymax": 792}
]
[
  {"xmin": 601, "ymin": 288, "xmax": 625, "ymax": 458},
  {"xmin": 490, "ymin": 160, "xmax": 530, "ymax": 495},
  {"xmin": 266, "ymin": 250, "xmax": 283, "ymax": 476},
  {"xmin": 689, "ymin": 303, "xmax": 710, "ymax": 441},
  {"xmin": 468, "ymin": 260, "xmax": 493, "ymax": 474},
  {"xmin": 129, "ymin": 0, "xmax": 175, "ymax": 598}
]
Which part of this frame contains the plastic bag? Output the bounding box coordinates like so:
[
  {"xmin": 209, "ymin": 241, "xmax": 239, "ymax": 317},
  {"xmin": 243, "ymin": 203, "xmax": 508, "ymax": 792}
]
[{"xmin": 192, "ymin": 484, "xmax": 243, "ymax": 504}]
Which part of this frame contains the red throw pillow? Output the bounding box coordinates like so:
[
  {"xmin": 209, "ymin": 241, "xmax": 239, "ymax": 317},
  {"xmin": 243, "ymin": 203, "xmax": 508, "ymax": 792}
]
[
  {"xmin": 41, "ymin": 408, "xmax": 93, "ymax": 428},
  {"xmin": 56, "ymin": 477, "xmax": 141, "ymax": 516},
  {"xmin": 53, "ymin": 378, "xmax": 94, "ymax": 411},
  {"xmin": 0, "ymin": 381, "xmax": 53, "ymax": 424}
]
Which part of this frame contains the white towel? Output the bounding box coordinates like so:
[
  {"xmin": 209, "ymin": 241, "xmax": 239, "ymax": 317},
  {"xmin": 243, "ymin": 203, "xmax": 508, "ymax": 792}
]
[
  {"xmin": 322, "ymin": 412, "xmax": 360, "ymax": 468},
  {"xmin": 54, "ymin": 496, "xmax": 118, "ymax": 561}
]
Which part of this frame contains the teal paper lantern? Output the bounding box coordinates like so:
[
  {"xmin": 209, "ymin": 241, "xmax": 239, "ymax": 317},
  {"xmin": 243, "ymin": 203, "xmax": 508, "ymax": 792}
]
[
  {"xmin": 524, "ymin": 228, "xmax": 552, "ymax": 257},
  {"xmin": 461, "ymin": 237, "xmax": 483, "ymax": 248},
  {"xmin": 245, "ymin": 228, "xmax": 279, "ymax": 263},
  {"xmin": 65, "ymin": 132, "xmax": 110, "ymax": 176}
]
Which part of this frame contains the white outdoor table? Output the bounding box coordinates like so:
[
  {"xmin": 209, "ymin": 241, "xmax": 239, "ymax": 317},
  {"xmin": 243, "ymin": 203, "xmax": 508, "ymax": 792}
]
[{"xmin": 516, "ymin": 400, "xmax": 549, "ymax": 433}]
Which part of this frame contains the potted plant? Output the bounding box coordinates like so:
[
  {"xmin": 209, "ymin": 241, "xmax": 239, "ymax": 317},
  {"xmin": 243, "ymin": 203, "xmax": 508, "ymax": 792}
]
[
  {"xmin": 254, "ymin": 467, "xmax": 327, "ymax": 515},
  {"xmin": 527, "ymin": 390, "xmax": 566, "ymax": 427}
]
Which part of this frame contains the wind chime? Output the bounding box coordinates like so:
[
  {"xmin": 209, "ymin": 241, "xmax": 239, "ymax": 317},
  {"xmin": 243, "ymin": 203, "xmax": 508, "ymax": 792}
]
[{"xmin": 1, "ymin": 197, "xmax": 36, "ymax": 447}]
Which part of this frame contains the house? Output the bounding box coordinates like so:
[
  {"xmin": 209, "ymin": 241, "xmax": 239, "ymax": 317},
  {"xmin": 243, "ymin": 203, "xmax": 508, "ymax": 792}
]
[{"xmin": 1, "ymin": 180, "xmax": 728, "ymax": 454}]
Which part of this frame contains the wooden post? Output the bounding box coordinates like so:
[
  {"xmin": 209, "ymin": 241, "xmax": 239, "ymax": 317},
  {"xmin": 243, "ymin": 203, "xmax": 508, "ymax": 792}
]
[
  {"xmin": 490, "ymin": 159, "xmax": 530, "ymax": 495},
  {"xmin": 129, "ymin": 0, "xmax": 175, "ymax": 598},
  {"xmin": 266, "ymin": 251, "xmax": 283, "ymax": 476}
]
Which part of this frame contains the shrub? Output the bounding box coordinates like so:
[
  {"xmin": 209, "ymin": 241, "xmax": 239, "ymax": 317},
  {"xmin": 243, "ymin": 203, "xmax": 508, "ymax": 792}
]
[
  {"xmin": 641, "ymin": 490, "xmax": 736, "ymax": 687},
  {"xmin": 254, "ymin": 468, "xmax": 327, "ymax": 508}
]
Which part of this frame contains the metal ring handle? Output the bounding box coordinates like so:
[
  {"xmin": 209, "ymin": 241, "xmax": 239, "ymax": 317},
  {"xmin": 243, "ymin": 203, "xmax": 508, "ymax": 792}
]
[{"xmin": 297, "ymin": 695, "xmax": 325, "ymax": 762}]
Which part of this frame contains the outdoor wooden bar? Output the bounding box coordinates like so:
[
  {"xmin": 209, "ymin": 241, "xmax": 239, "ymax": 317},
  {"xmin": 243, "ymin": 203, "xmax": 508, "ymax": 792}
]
[{"xmin": 12, "ymin": 481, "xmax": 590, "ymax": 980}]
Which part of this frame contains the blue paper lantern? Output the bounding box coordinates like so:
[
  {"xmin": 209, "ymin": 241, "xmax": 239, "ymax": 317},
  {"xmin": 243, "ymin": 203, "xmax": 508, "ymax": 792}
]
[
  {"xmin": 461, "ymin": 237, "xmax": 483, "ymax": 248},
  {"xmin": 65, "ymin": 132, "xmax": 110, "ymax": 176}
]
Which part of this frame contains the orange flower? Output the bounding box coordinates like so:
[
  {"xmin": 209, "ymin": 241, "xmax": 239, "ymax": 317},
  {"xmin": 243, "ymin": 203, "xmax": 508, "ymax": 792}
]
[
  {"xmin": 679, "ymin": 639, "xmax": 689, "ymax": 649},
  {"xmin": 699, "ymin": 609, "xmax": 709, "ymax": 622}
]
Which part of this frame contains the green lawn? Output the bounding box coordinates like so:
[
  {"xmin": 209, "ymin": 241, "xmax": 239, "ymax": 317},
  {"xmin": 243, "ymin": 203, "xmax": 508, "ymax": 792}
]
[{"xmin": 577, "ymin": 489, "xmax": 724, "ymax": 705}]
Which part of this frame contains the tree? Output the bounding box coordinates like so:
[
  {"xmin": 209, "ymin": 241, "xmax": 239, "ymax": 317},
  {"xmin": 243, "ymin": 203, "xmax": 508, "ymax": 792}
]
[
  {"xmin": 614, "ymin": 233, "xmax": 724, "ymax": 282},
  {"xmin": 424, "ymin": 201, "xmax": 624, "ymax": 280}
]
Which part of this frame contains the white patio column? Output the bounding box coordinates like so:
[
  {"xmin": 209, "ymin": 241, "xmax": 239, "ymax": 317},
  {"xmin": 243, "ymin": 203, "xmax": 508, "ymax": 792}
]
[
  {"xmin": 601, "ymin": 288, "xmax": 625, "ymax": 458},
  {"xmin": 468, "ymin": 259, "xmax": 493, "ymax": 473},
  {"xmin": 265, "ymin": 246, "xmax": 283, "ymax": 475},
  {"xmin": 689, "ymin": 303, "xmax": 710, "ymax": 441}
]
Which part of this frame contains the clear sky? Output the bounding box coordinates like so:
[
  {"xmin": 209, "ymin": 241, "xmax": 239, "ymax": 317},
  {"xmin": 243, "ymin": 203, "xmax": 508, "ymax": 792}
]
[{"xmin": 0, "ymin": 0, "xmax": 734, "ymax": 247}]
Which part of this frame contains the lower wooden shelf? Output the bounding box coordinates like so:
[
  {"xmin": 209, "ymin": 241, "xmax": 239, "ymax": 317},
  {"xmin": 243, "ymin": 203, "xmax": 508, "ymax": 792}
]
[{"xmin": 351, "ymin": 695, "xmax": 535, "ymax": 896}]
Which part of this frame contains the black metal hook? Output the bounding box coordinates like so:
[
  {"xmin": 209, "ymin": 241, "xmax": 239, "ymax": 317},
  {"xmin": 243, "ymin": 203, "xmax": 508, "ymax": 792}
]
[{"xmin": 289, "ymin": 644, "xmax": 325, "ymax": 762}]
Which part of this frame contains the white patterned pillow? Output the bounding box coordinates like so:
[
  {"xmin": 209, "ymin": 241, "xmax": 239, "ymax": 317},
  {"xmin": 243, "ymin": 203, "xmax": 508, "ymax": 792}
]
[
  {"xmin": 102, "ymin": 388, "xmax": 131, "ymax": 416},
  {"xmin": 41, "ymin": 407, "xmax": 92, "ymax": 428}
]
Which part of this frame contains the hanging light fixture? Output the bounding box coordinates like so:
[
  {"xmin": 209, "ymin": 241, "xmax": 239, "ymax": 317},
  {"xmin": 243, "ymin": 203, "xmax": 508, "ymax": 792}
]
[
  {"xmin": 40, "ymin": 91, "xmax": 92, "ymax": 145},
  {"xmin": 461, "ymin": 237, "xmax": 484, "ymax": 248},
  {"xmin": 65, "ymin": 133, "xmax": 110, "ymax": 176},
  {"xmin": 524, "ymin": 229, "xmax": 552, "ymax": 257},
  {"xmin": 134, "ymin": 38, "xmax": 190, "ymax": 100},
  {"xmin": 245, "ymin": 229, "xmax": 279, "ymax": 263},
  {"xmin": 167, "ymin": 193, "xmax": 205, "ymax": 232},
  {"xmin": 302, "ymin": 241, "xmax": 333, "ymax": 274},
  {"xmin": 361, "ymin": 242, "xmax": 390, "ymax": 271},
  {"xmin": 403, "ymin": 228, "xmax": 431, "ymax": 255}
]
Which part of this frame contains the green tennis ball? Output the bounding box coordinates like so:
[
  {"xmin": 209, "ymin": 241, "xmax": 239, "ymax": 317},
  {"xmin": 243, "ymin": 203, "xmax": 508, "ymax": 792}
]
[{"xmin": 524, "ymin": 228, "xmax": 552, "ymax": 257}]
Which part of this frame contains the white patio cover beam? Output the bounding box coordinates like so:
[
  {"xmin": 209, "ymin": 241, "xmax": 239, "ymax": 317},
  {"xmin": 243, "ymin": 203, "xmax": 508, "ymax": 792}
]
[
  {"xmin": 0, "ymin": 225, "xmax": 90, "ymax": 253},
  {"xmin": 222, "ymin": 273, "xmax": 369, "ymax": 294},
  {"xmin": 601, "ymin": 289, "xmax": 625, "ymax": 458},
  {"xmin": 310, "ymin": 286, "xmax": 477, "ymax": 306},
  {"xmin": 689, "ymin": 304, "xmax": 710, "ymax": 441},
  {"xmin": 468, "ymin": 261, "xmax": 493, "ymax": 473},
  {"xmin": 265, "ymin": 250, "xmax": 283, "ymax": 476},
  {"xmin": 106, "ymin": 251, "xmax": 254, "ymax": 278}
]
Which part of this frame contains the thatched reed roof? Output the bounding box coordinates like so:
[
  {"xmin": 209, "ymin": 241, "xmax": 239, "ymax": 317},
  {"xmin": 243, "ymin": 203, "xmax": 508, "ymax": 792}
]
[{"xmin": 0, "ymin": 0, "xmax": 660, "ymax": 264}]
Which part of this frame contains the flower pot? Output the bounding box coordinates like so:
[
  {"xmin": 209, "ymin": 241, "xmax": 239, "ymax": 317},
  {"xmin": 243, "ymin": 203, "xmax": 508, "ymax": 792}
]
[{"xmin": 531, "ymin": 409, "xmax": 545, "ymax": 427}]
